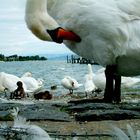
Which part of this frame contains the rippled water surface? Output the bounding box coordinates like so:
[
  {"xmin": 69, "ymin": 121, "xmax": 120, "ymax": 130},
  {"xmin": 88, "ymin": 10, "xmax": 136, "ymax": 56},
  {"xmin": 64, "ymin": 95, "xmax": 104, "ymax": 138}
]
[
  {"xmin": 0, "ymin": 60, "xmax": 102, "ymax": 95},
  {"xmin": 0, "ymin": 60, "xmax": 140, "ymax": 95}
]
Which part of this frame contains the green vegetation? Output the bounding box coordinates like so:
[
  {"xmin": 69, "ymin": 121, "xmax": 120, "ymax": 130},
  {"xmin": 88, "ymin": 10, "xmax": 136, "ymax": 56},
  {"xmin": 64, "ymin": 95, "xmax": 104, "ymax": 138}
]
[{"xmin": 0, "ymin": 54, "xmax": 47, "ymax": 61}]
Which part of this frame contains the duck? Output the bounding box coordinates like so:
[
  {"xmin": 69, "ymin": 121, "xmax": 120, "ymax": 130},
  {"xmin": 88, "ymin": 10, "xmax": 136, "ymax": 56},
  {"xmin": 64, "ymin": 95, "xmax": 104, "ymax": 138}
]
[
  {"xmin": 25, "ymin": 0, "xmax": 140, "ymax": 102},
  {"xmin": 34, "ymin": 90, "xmax": 52, "ymax": 100},
  {"xmin": 10, "ymin": 81, "xmax": 26, "ymax": 99},
  {"xmin": 61, "ymin": 76, "xmax": 82, "ymax": 94}
]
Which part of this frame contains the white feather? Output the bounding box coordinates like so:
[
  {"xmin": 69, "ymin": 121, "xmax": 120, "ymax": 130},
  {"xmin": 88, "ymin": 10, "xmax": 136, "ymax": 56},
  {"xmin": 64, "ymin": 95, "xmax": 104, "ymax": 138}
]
[
  {"xmin": 10, "ymin": 107, "xmax": 52, "ymax": 140},
  {"xmin": 112, "ymin": 126, "xmax": 129, "ymax": 140},
  {"xmin": 127, "ymin": 124, "xmax": 136, "ymax": 140},
  {"xmin": 136, "ymin": 130, "xmax": 140, "ymax": 140}
]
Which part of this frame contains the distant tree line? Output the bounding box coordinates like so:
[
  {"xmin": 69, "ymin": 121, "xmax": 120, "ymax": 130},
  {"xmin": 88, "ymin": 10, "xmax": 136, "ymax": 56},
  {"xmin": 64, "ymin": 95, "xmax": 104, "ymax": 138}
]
[{"xmin": 0, "ymin": 54, "xmax": 47, "ymax": 61}]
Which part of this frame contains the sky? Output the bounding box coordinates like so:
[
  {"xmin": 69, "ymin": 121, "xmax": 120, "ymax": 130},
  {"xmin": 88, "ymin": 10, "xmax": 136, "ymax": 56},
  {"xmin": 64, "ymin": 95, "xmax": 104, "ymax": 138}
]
[{"xmin": 0, "ymin": 0, "xmax": 73, "ymax": 56}]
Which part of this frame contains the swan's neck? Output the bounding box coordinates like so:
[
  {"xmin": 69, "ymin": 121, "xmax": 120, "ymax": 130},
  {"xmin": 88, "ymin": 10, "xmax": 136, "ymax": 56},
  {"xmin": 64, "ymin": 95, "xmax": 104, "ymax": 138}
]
[
  {"xmin": 25, "ymin": 0, "xmax": 59, "ymax": 41},
  {"xmin": 88, "ymin": 65, "xmax": 93, "ymax": 75},
  {"xmin": 26, "ymin": 0, "xmax": 47, "ymax": 14}
]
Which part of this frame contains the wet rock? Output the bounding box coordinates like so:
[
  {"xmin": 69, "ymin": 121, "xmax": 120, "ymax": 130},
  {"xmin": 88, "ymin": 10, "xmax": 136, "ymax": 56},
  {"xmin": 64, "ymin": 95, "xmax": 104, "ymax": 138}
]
[
  {"xmin": 0, "ymin": 111, "xmax": 12, "ymax": 121},
  {"xmin": 51, "ymin": 85, "xmax": 57, "ymax": 90},
  {"xmin": 20, "ymin": 103, "xmax": 70, "ymax": 121},
  {"xmin": 119, "ymin": 103, "xmax": 140, "ymax": 111},
  {"xmin": 0, "ymin": 103, "xmax": 70, "ymax": 122},
  {"xmin": 65, "ymin": 99, "xmax": 140, "ymax": 121},
  {"xmin": 67, "ymin": 103, "xmax": 115, "ymax": 112},
  {"xmin": 75, "ymin": 110, "xmax": 140, "ymax": 121},
  {"xmin": 0, "ymin": 98, "xmax": 140, "ymax": 122}
]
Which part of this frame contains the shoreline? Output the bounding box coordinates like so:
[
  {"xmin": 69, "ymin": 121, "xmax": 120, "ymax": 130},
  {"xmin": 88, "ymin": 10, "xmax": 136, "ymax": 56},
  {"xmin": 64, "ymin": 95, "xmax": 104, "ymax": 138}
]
[{"xmin": 0, "ymin": 93, "xmax": 140, "ymax": 139}]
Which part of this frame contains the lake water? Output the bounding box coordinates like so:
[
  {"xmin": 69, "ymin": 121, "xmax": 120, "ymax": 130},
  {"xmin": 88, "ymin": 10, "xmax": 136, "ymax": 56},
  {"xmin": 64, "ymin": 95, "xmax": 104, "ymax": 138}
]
[
  {"xmin": 0, "ymin": 60, "xmax": 140, "ymax": 96},
  {"xmin": 0, "ymin": 60, "xmax": 103, "ymax": 96}
]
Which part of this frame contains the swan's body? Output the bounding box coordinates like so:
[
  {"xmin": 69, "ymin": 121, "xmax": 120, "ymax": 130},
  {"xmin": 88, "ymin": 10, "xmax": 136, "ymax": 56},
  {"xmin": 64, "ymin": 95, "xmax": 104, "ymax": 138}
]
[
  {"xmin": 0, "ymin": 72, "xmax": 27, "ymax": 93},
  {"xmin": 0, "ymin": 72, "xmax": 43, "ymax": 95},
  {"xmin": 93, "ymin": 67, "xmax": 140, "ymax": 91},
  {"xmin": 61, "ymin": 76, "xmax": 82, "ymax": 94},
  {"xmin": 84, "ymin": 64, "xmax": 97, "ymax": 96},
  {"xmin": 21, "ymin": 72, "xmax": 43, "ymax": 92},
  {"xmin": 84, "ymin": 74, "xmax": 98, "ymax": 97},
  {"xmin": 25, "ymin": 0, "xmax": 140, "ymax": 102}
]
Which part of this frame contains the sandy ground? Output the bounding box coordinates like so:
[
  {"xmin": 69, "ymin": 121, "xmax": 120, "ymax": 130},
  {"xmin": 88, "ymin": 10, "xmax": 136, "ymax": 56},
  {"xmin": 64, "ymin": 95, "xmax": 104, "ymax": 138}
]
[
  {"xmin": 35, "ymin": 119, "xmax": 140, "ymax": 134},
  {"xmin": 1, "ymin": 119, "xmax": 140, "ymax": 139},
  {"xmin": 27, "ymin": 119, "xmax": 140, "ymax": 140}
]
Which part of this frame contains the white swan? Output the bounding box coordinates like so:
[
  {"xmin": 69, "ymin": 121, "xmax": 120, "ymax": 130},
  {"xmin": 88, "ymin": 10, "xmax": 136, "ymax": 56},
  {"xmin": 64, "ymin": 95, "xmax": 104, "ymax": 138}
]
[
  {"xmin": 61, "ymin": 76, "xmax": 82, "ymax": 94},
  {"xmin": 92, "ymin": 67, "xmax": 140, "ymax": 91},
  {"xmin": 0, "ymin": 72, "xmax": 27, "ymax": 93},
  {"xmin": 21, "ymin": 72, "xmax": 44, "ymax": 93},
  {"xmin": 0, "ymin": 107, "xmax": 51, "ymax": 140},
  {"xmin": 84, "ymin": 64, "xmax": 98, "ymax": 97},
  {"xmin": 0, "ymin": 72, "xmax": 43, "ymax": 96},
  {"xmin": 25, "ymin": 0, "xmax": 140, "ymax": 102}
]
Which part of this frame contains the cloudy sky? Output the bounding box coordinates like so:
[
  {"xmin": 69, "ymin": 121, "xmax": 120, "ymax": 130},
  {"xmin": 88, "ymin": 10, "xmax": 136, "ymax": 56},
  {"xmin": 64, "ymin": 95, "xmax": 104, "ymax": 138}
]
[{"xmin": 0, "ymin": 0, "xmax": 72, "ymax": 56}]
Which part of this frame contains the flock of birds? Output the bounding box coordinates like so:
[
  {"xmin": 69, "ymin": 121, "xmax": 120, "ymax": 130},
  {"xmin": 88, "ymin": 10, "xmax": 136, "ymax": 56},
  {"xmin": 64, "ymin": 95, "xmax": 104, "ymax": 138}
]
[
  {"xmin": 0, "ymin": 72, "xmax": 43, "ymax": 97},
  {"xmin": 0, "ymin": 63, "xmax": 140, "ymax": 99},
  {"xmin": 61, "ymin": 64, "xmax": 140, "ymax": 97}
]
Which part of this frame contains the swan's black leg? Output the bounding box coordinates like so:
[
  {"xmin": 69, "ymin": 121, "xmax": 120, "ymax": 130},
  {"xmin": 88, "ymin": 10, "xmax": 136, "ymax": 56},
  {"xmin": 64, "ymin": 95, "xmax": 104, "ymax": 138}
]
[
  {"xmin": 113, "ymin": 74, "xmax": 121, "ymax": 103},
  {"xmin": 104, "ymin": 65, "xmax": 121, "ymax": 103},
  {"xmin": 104, "ymin": 65, "xmax": 114, "ymax": 102},
  {"xmin": 69, "ymin": 89, "xmax": 73, "ymax": 95}
]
